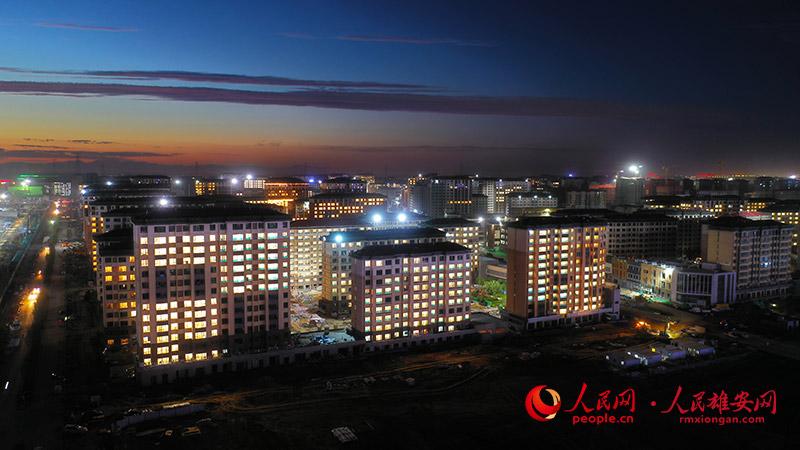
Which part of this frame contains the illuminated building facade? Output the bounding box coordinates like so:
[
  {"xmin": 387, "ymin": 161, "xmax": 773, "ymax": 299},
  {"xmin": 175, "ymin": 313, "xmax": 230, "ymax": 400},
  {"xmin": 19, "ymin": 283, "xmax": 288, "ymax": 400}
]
[
  {"xmin": 505, "ymin": 217, "xmax": 610, "ymax": 329},
  {"xmin": 96, "ymin": 228, "xmax": 137, "ymax": 347},
  {"xmin": 321, "ymin": 227, "xmax": 446, "ymax": 317},
  {"xmin": 289, "ymin": 213, "xmax": 428, "ymax": 291},
  {"xmin": 308, "ymin": 192, "xmax": 386, "ymax": 219},
  {"xmin": 132, "ymin": 205, "xmax": 291, "ymax": 367},
  {"xmin": 762, "ymin": 201, "xmax": 800, "ymax": 254},
  {"xmin": 702, "ymin": 216, "xmax": 793, "ymax": 301},
  {"xmin": 350, "ymin": 242, "xmax": 472, "ymax": 342},
  {"xmin": 423, "ymin": 217, "xmax": 482, "ymax": 272}
]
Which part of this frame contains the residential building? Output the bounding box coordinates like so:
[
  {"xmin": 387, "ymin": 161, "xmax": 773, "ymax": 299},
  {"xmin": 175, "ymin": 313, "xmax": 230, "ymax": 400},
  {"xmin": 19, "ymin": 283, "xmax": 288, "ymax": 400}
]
[
  {"xmin": 133, "ymin": 205, "xmax": 291, "ymax": 368},
  {"xmin": 289, "ymin": 213, "xmax": 428, "ymax": 290},
  {"xmin": 505, "ymin": 193, "xmax": 558, "ymax": 216},
  {"xmin": 350, "ymin": 242, "xmax": 472, "ymax": 342},
  {"xmin": 308, "ymin": 192, "xmax": 386, "ymax": 219},
  {"xmin": 702, "ymin": 216, "xmax": 793, "ymax": 301},
  {"xmin": 321, "ymin": 227, "xmax": 446, "ymax": 316},
  {"xmin": 505, "ymin": 217, "xmax": 612, "ymax": 329},
  {"xmin": 96, "ymin": 228, "xmax": 137, "ymax": 347},
  {"xmin": 761, "ymin": 201, "xmax": 800, "ymax": 255},
  {"xmin": 565, "ymin": 190, "xmax": 607, "ymax": 209},
  {"xmin": 423, "ymin": 217, "xmax": 482, "ymax": 271}
]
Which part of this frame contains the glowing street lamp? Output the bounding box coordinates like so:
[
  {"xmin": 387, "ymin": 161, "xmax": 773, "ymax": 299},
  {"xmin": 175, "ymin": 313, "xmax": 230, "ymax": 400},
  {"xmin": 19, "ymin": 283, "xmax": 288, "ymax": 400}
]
[
  {"xmin": 371, "ymin": 213, "xmax": 383, "ymax": 224},
  {"xmin": 397, "ymin": 213, "xmax": 408, "ymax": 223},
  {"xmin": 158, "ymin": 198, "xmax": 169, "ymax": 207}
]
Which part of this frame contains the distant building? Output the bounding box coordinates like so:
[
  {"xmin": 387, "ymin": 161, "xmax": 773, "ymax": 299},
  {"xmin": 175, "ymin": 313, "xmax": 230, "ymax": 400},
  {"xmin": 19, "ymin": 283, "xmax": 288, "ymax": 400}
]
[
  {"xmin": 702, "ymin": 216, "xmax": 793, "ymax": 301},
  {"xmin": 615, "ymin": 177, "xmax": 645, "ymax": 207},
  {"xmin": 350, "ymin": 242, "xmax": 472, "ymax": 342},
  {"xmin": 289, "ymin": 213, "xmax": 428, "ymax": 290},
  {"xmin": 308, "ymin": 192, "xmax": 386, "ymax": 219},
  {"xmin": 505, "ymin": 193, "xmax": 557, "ymax": 216},
  {"xmin": 566, "ymin": 190, "xmax": 607, "ymax": 209},
  {"xmin": 423, "ymin": 217, "xmax": 483, "ymax": 271},
  {"xmin": 243, "ymin": 177, "xmax": 311, "ymax": 217},
  {"xmin": 494, "ymin": 178, "xmax": 531, "ymax": 214},
  {"xmin": 761, "ymin": 201, "xmax": 800, "ymax": 255},
  {"xmin": 505, "ymin": 217, "xmax": 612, "ymax": 329},
  {"xmin": 320, "ymin": 227, "xmax": 446, "ymax": 317},
  {"xmin": 409, "ymin": 175, "xmax": 481, "ymax": 218},
  {"xmin": 320, "ymin": 176, "xmax": 368, "ymax": 193}
]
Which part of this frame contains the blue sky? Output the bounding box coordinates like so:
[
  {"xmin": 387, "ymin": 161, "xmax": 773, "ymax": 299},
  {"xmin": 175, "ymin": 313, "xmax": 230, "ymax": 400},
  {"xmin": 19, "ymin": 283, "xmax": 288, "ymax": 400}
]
[{"xmin": 1, "ymin": 1, "xmax": 799, "ymax": 176}]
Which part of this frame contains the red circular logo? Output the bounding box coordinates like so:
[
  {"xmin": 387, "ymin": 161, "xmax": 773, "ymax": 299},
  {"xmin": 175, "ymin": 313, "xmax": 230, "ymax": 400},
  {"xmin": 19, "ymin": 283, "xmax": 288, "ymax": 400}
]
[{"xmin": 525, "ymin": 385, "xmax": 562, "ymax": 422}]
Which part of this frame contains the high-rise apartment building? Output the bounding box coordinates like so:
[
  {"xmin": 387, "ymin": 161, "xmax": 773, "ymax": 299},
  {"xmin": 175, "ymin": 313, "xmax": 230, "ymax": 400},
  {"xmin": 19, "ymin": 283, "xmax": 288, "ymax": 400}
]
[
  {"xmin": 96, "ymin": 227, "xmax": 137, "ymax": 347},
  {"xmin": 505, "ymin": 217, "xmax": 610, "ymax": 329},
  {"xmin": 289, "ymin": 213, "xmax": 428, "ymax": 290},
  {"xmin": 350, "ymin": 242, "xmax": 472, "ymax": 342},
  {"xmin": 702, "ymin": 216, "xmax": 793, "ymax": 301},
  {"xmin": 423, "ymin": 217, "xmax": 482, "ymax": 271},
  {"xmin": 321, "ymin": 227, "xmax": 446, "ymax": 316},
  {"xmin": 132, "ymin": 205, "xmax": 291, "ymax": 368}
]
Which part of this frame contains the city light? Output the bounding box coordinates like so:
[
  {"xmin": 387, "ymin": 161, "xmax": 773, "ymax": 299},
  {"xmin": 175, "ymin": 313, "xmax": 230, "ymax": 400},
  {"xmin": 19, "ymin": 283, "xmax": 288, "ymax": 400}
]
[
  {"xmin": 334, "ymin": 234, "xmax": 343, "ymax": 243},
  {"xmin": 105, "ymin": 180, "xmax": 113, "ymax": 186},
  {"xmin": 174, "ymin": 179, "xmax": 182, "ymax": 185},
  {"xmin": 246, "ymin": 174, "xmax": 253, "ymax": 180},
  {"xmin": 397, "ymin": 212, "xmax": 408, "ymax": 222},
  {"xmin": 0, "ymin": 193, "xmax": 7, "ymax": 200},
  {"xmin": 158, "ymin": 198, "xmax": 169, "ymax": 207},
  {"xmin": 627, "ymin": 164, "xmax": 642, "ymax": 175},
  {"xmin": 231, "ymin": 178, "xmax": 239, "ymax": 185},
  {"xmin": 371, "ymin": 213, "xmax": 383, "ymax": 224},
  {"xmin": 80, "ymin": 189, "xmax": 87, "ymax": 195}
]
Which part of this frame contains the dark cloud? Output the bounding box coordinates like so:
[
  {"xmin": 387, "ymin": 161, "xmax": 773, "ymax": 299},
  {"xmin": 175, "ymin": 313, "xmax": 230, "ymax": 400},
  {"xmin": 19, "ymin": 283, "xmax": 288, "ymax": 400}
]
[
  {"xmin": 34, "ymin": 22, "xmax": 138, "ymax": 32},
  {"xmin": 0, "ymin": 147, "xmax": 178, "ymax": 159},
  {"xmin": 68, "ymin": 139, "xmax": 116, "ymax": 145},
  {"xmin": 0, "ymin": 67, "xmax": 436, "ymax": 92},
  {"xmin": 13, "ymin": 143, "xmax": 72, "ymax": 149},
  {"xmin": 0, "ymin": 80, "xmax": 731, "ymax": 123}
]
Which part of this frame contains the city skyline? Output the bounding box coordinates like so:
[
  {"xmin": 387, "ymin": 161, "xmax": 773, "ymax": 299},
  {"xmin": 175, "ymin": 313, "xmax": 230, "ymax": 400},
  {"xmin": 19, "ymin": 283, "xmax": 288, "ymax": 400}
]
[{"xmin": 2, "ymin": 1, "xmax": 800, "ymax": 176}]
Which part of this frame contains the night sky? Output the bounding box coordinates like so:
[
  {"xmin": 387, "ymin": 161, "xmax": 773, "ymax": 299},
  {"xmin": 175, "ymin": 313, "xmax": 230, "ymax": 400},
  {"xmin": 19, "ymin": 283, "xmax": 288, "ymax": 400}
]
[{"xmin": 1, "ymin": 0, "xmax": 799, "ymax": 176}]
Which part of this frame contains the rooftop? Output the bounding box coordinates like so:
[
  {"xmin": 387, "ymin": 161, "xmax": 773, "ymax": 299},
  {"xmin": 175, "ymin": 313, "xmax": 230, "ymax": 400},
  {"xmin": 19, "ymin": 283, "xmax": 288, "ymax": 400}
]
[
  {"xmin": 324, "ymin": 227, "xmax": 445, "ymax": 243},
  {"xmin": 706, "ymin": 216, "xmax": 792, "ymax": 229},
  {"xmin": 309, "ymin": 192, "xmax": 386, "ymax": 200},
  {"xmin": 95, "ymin": 227, "xmax": 134, "ymax": 257},
  {"xmin": 423, "ymin": 217, "xmax": 478, "ymax": 227},
  {"xmin": 130, "ymin": 204, "xmax": 289, "ymax": 225},
  {"xmin": 507, "ymin": 216, "xmax": 607, "ymax": 229},
  {"xmin": 291, "ymin": 212, "xmax": 429, "ymax": 229},
  {"xmin": 350, "ymin": 241, "xmax": 470, "ymax": 258}
]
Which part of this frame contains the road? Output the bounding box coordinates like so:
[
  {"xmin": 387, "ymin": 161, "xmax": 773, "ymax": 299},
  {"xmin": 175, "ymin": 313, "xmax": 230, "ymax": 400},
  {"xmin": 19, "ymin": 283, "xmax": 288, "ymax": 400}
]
[{"xmin": 0, "ymin": 207, "xmax": 68, "ymax": 449}]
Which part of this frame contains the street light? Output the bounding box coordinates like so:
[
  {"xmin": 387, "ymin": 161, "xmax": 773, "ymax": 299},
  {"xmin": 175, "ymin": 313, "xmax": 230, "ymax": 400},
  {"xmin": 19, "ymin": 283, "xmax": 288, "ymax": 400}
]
[
  {"xmin": 158, "ymin": 198, "xmax": 169, "ymax": 207},
  {"xmin": 398, "ymin": 213, "xmax": 408, "ymax": 223},
  {"xmin": 371, "ymin": 213, "xmax": 383, "ymax": 224}
]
